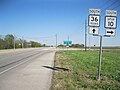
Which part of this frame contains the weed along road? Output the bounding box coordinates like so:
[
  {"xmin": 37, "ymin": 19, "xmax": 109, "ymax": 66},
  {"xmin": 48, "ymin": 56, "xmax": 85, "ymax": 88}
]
[{"xmin": 0, "ymin": 47, "xmax": 55, "ymax": 90}]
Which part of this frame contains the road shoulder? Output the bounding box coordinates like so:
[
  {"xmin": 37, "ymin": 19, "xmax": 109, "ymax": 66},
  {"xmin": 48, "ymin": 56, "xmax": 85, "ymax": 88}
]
[{"xmin": 0, "ymin": 51, "xmax": 55, "ymax": 90}]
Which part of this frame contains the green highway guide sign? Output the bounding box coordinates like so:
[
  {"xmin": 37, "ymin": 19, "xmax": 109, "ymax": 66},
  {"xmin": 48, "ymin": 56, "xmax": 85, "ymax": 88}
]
[{"xmin": 64, "ymin": 41, "xmax": 72, "ymax": 46}]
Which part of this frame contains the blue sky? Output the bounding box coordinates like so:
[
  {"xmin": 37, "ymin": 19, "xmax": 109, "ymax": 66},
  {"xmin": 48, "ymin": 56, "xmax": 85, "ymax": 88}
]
[{"xmin": 0, "ymin": 0, "xmax": 120, "ymax": 46}]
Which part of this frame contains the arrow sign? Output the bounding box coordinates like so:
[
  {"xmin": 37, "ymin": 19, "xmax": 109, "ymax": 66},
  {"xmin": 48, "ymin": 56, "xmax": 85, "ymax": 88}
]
[
  {"xmin": 106, "ymin": 29, "xmax": 115, "ymax": 36},
  {"xmin": 89, "ymin": 27, "xmax": 99, "ymax": 35},
  {"xmin": 92, "ymin": 29, "xmax": 96, "ymax": 33},
  {"xmin": 107, "ymin": 31, "xmax": 114, "ymax": 34}
]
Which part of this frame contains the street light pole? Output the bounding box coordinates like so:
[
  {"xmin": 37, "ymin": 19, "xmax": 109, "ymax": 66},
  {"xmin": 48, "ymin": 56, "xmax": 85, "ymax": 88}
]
[{"xmin": 22, "ymin": 37, "xmax": 24, "ymax": 48}]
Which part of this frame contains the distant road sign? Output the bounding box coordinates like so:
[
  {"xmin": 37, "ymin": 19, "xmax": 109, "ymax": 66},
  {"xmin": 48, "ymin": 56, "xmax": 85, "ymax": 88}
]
[
  {"xmin": 89, "ymin": 27, "xmax": 99, "ymax": 35},
  {"xmin": 64, "ymin": 41, "xmax": 72, "ymax": 46},
  {"xmin": 88, "ymin": 15, "xmax": 100, "ymax": 27},
  {"xmin": 64, "ymin": 41, "xmax": 67, "ymax": 45},
  {"xmin": 89, "ymin": 9, "xmax": 100, "ymax": 15},
  {"xmin": 105, "ymin": 16, "xmax": 117, "ymax": 29},
  {"xmin": 105, "ymin": 29, "xmax": 116, "ymax": 36},
  {"xmin": 106, "ymin": 10, "xmax": 117, "ymax": 16}
]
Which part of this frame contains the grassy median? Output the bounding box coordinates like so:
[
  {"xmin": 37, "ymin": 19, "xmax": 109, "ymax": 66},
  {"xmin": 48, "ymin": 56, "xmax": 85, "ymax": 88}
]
[{"xmin": 52, "ymin": 50, "xmax": 120, "ymax": 90}]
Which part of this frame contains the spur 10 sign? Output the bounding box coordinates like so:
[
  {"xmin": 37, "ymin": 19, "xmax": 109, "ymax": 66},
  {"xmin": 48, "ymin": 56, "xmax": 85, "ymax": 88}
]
[{"xmin": 105, "ymin": 10, "xmax": 117, "ymax": 36}]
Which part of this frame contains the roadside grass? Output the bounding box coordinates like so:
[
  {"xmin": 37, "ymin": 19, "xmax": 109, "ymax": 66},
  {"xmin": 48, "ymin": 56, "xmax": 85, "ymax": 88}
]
[{"xmin": 52, "ymin": 50, "xmax": 120, "ymax": 90}]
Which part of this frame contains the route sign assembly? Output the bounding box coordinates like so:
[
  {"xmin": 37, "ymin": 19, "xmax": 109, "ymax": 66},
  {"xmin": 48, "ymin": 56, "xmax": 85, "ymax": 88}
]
[
  {"xmin": 88, "ymin": 9, "xmax": 117, "ymax": 81},
  {"xmin": 105, "ymin": 10, "xmax": 117, "ymax": 36},
  {"xmin": 88, "ymin": 8, "xmax": 100, "ymax": 35}
]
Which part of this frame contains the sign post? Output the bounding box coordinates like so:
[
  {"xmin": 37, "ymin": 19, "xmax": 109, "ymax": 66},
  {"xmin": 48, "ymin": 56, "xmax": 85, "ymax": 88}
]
[
  {"xmin": 98, "ymin": 35, "xmax": 102, "ymax": 80},
  {"xmin": 88, "ymin": 9, "xmax": 117, "ymax": 81}
]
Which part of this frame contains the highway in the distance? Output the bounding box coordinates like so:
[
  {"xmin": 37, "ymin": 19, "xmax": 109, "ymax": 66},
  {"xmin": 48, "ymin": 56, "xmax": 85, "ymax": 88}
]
[{"xmin": 0, "ymin": 47, "xmax": 56, "ymax": 90}]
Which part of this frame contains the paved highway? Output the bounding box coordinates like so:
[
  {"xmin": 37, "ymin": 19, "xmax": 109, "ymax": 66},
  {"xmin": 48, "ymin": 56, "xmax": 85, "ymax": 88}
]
[{"xmin": 0, "ymin": 47, "xmax": 56, "ymax": 90}]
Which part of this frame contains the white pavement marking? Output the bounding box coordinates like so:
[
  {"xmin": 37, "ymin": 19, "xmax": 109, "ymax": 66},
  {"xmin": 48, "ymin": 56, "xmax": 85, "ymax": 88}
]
[
  {"xmin": 0, "ymin": 59, "xmax": 30, "ymax": 75},
  {"xmin": 0, "ymin": 51, "xmax": 55, "ymax": 90}
]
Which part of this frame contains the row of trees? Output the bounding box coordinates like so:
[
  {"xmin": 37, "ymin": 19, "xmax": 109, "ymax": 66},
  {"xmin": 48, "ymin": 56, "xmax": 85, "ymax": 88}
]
[
  {"xmin": 58, "ymin": 44, "xmax": 84, "ymax": 48},
  {"xmin": 0, "ymin": 34, "xmax": 42, "ymax": 49}
]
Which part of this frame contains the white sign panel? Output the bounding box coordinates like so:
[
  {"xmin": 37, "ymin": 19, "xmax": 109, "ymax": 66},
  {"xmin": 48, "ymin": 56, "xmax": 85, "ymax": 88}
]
[
  {"xmin": 89, "ymin": 27, "xmax": 99, "ymax": 35},
  {"xmin": 105, "ymin": 16, "xmax": 117, "ymax": 29},
  {"xmin": 106, "ymin": 10, "xmax": 117, "ymax": 16},
  {"xmin": 89, "ymin": 9, "xmax": 100, "ymax": 15},
  {"xmin": 105, "ymin": 29, "xmax": 116, "ymax": 36},
  {"xmin": 88, "ymin": 15, "xmax": 100, "ymax": 27}
]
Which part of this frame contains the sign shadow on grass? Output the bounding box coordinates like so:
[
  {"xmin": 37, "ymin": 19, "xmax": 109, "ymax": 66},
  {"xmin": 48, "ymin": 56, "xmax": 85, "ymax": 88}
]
[{"xmin": 42, "ymin": 66, "xmax": 70, "ymax": 71}]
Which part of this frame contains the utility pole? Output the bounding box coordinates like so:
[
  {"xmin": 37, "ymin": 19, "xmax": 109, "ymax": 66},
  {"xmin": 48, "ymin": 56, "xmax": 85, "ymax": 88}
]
[
  {"xmin": 67, "ymin": 36, "xmax": 69, "ymax": 49},
  {"xmin": 0, "ymin": 35, "xmax": 1, "ymax": 49},
  {"xmin": 89, "ymin": 37, "xmax": 91, "ymax": 50},
  {"xmin": 68, "ymin": 36, "xmax": 69, "ymax": 41},
  {"xmin": 56, "ymin": 34, "xmax": 57, "ymax": 48},
  {"xmin": 14, "ymin": 34, "xmax": 16, "ymax": 49},
  {"xmin": 85, "ymin": 20, "xmax": 87, "ymax": 51},
  {"xmin": 22, "ymin": 36, "xmax": 24, "ymax": 48}
]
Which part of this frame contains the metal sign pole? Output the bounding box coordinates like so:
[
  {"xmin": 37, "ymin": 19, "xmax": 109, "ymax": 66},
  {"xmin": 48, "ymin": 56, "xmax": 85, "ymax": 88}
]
[
  {"xmin": 98, "ymin": 35, "xmax": 103, "ymax": 80},
  {"xmin": 85, "ymin": 20, "xmax": 87, "ymax": 51},
  {"xmin": 88, "ymin": 9, "xmax": 117, "ymax": 81}
]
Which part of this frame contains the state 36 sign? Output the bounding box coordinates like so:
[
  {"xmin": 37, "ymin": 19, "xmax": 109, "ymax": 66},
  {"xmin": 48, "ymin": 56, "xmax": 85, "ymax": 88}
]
[{"xmin": 88, "ymin": 15, "xmax": 100, "ymax": 27}]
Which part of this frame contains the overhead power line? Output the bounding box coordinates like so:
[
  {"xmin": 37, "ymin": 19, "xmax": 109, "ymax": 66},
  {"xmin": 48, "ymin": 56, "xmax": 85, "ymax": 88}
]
[
  {"xmin": 101, "ymin": 0, "xmax": 119, "ymax": 15},
  {"xmin": 99, "ymin": 0, "xmax": 120, "ymax": 20},
  {"xmin": 100, "ymin": 0, "xmax": 114, "ymax": 11},
  {"xmin": 111, "ymin": 3, "xmax": 120, "ymax": 10}
]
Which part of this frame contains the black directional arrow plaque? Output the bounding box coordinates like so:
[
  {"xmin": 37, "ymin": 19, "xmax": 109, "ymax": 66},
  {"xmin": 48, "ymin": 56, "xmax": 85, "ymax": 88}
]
[
  {"xmin": 89, "ymin": 27, "xmax": 99, "ymax": 35},
  {"xmin": 106, "ymin": 29, "xmax": 115, "ymax": 36},
  {"xmin": 107, "ymin": 31, "xmax": 114, "ymax": 34}
]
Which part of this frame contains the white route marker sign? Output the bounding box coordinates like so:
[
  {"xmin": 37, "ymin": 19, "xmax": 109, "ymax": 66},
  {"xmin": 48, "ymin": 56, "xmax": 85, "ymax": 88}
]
[
  {"xmin": 89, "ymin": 15, "xmax": 100, "ymax": 27},
  {"xmin": 105, "ymin": 10, "xmax": 117, "ymax": 36},
  {"xmin": 105, "ymin": 16, "xmax": 117, "ymax": 29},
  {"xmin": 88, "ymin": 9, "xmax": 100, "ymax": 35}
]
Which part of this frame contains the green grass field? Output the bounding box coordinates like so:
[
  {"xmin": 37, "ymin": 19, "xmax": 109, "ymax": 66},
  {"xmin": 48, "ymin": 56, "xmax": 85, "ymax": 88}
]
[{"xmin": 52, "ymin": 50, "xmax": 120, "ymax": 90}]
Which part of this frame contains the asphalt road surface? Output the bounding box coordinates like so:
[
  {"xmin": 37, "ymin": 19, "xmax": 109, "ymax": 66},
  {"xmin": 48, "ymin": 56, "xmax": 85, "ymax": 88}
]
[{"xmin": 0, "ymin": 47, "xmax": 56, "ymax": 90}]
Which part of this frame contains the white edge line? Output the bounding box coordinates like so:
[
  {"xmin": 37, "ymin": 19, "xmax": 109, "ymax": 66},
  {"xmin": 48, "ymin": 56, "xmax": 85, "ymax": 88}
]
[
  {"xmin": 0, "ymin": 59, "xmax": 30, "ymax": 75},
  {"xmin": 0, "ymin": 48, "xmax": 52, "ymax": 75}
]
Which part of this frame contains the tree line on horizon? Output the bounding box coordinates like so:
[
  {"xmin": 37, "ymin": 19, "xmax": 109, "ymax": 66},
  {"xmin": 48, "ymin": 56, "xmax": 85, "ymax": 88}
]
[{"xmin": 0, "ymin": 34, "xmax": 42, "ymax": 50}]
